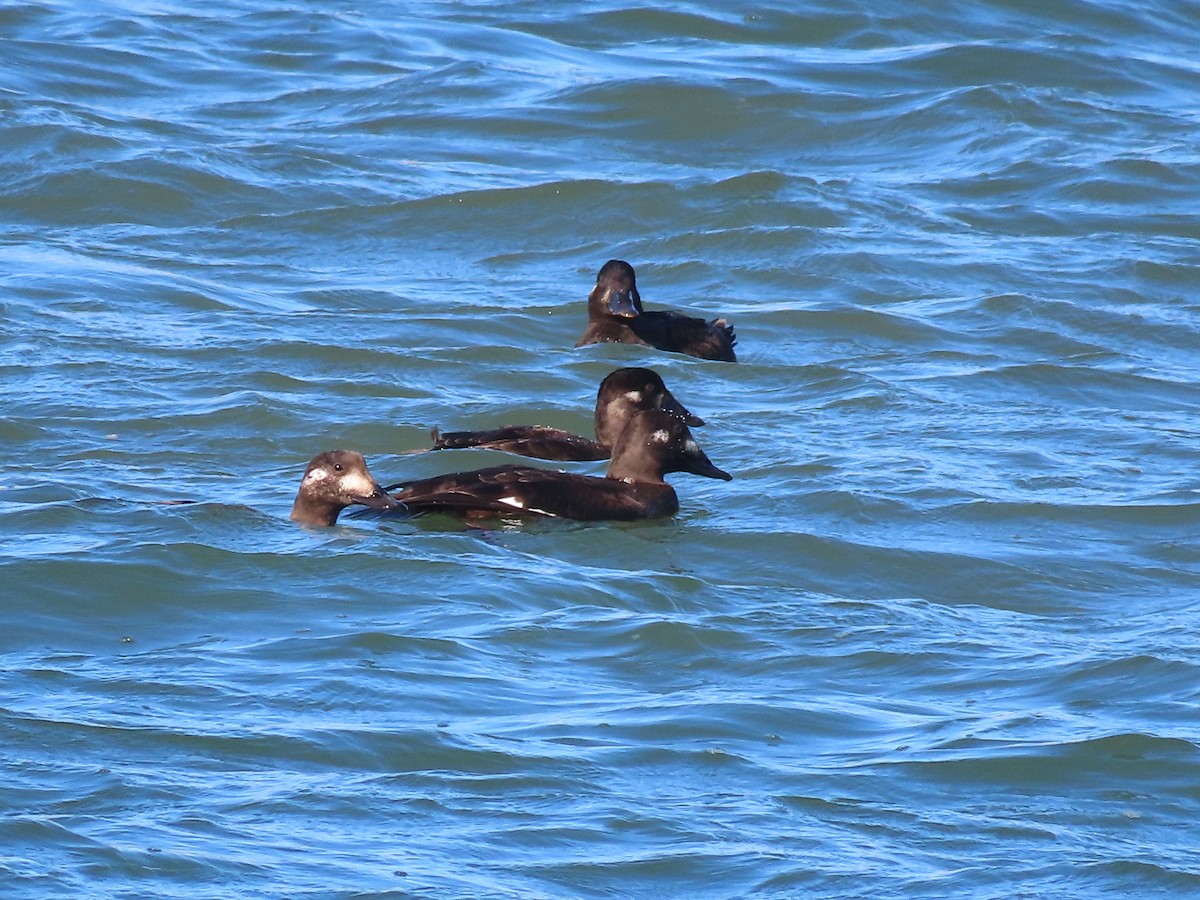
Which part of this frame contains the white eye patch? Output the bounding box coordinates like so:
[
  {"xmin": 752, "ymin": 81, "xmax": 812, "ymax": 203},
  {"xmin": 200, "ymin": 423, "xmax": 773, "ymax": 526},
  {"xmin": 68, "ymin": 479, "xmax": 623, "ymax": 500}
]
[
  {"xmin": 340, "ymin": 472, "xmax": 376, "ymax": 495},
  {"xmin": 305, "ymin": 468, "xmax": 330, "ymax": 483},
  {"xmin": 623, "ymin": 390, "xmax": 643, "ymax": 403}
]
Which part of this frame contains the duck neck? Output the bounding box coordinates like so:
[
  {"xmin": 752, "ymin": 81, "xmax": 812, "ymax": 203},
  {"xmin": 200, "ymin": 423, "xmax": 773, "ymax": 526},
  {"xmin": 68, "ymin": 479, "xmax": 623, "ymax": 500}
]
[
  {"xmin": 594, "ymin": 399, "xmax": 626, "ymax": 449},
  {"xmin": 605, "ymin": 450, "xmax": 666, "ymax": 485},
  {"xmin": 290, "ymin": 495, "xmax": 341, "ymax": 527}
]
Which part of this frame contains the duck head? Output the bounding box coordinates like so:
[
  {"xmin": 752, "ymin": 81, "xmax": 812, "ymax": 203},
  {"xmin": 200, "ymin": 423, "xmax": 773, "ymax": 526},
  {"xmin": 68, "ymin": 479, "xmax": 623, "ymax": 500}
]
[{"xmin": 290, "ymin": 449, "xmax": 401, "ymax": 526}]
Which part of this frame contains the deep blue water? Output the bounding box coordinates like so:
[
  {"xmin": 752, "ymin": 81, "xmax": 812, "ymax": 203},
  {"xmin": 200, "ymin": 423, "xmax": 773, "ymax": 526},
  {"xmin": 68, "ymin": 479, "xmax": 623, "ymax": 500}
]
[{"xmin": 3, "ymin": 1, "xmax": 1200, "ymax": 897}]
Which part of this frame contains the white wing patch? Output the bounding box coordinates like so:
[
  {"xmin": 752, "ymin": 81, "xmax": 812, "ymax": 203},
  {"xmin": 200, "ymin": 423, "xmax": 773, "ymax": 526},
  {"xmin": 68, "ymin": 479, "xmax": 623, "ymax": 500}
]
[
  {"xmin": 497, "ymin": 495, "xmax": 556, "ymax": 516},
  {"xmin": 685, "ymin": 439, "xmax": 700, "ymax": 454},
  {"xmin": 650, "ymin": 429, "xmax": 671, "ymax": 444}
]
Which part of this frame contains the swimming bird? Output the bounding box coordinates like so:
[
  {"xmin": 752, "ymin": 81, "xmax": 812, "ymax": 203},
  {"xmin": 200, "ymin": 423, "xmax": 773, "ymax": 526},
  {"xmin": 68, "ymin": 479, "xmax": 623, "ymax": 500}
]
[
  {"xmin": 576, "ymin": 259, "xmax": 737, "ymax": 362},
  {"xmin": 430, "ymin": 367, "xmax": 704, "ymax": 461},
  {"xmin": 290, "ymin": 449, "xmax": 403, "ymax": 526},
  {"xmin": 381, "ymin": 409, "xmax": 732, "ymax": 522}
]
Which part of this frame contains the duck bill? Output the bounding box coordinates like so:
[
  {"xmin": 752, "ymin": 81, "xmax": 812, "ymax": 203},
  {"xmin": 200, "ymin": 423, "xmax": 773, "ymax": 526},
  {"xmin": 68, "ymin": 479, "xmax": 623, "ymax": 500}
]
[
  {"xmin": 680, "ymin": 442, "xmax": 733, "ymax": 481},
  {"xmin": 607, "ymin": 288, "xmax": 639, "ymax": 318},
  {"xmin": 351, "ymin": 485, "xmax": 404, "ymax": 512},
  {"xmin": 660, "ymin": 387, "xmax": 705, "ymax": 427}
]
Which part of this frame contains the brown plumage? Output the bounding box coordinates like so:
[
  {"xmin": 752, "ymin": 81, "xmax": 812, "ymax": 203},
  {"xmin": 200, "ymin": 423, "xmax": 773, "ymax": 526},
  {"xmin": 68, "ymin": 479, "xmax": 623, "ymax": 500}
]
[
  {"xmin": 576, "ymin": 260, "xmax": 737, "ymax": 362},
  {"xmin": 378, "ymin": 409, "xmax": 732, "ymax": 522},
  {"xmin": 289, "ymin": 449, "xmax": 402, "ymax": 526},
  {"xmin": 429, "ymin": 367, "xmax": 704, "ymax": 461}
]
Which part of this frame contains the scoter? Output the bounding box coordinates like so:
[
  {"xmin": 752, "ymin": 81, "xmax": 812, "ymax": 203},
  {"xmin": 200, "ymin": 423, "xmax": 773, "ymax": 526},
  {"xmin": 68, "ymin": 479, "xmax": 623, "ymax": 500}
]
[
  {"xmin": 575, "ymin": 259, "xmax": 737, "ymax": 362},
  {"xmin": 429, "ymin": 367, "xmax": 704, "ymax": 461},
  {"xmin": 378, "ymin": 409, "xmax": 732, "ymax": 522},
  {"xmin": 290, "ymin": 449, "xmax": 402, "ymax": 526}
]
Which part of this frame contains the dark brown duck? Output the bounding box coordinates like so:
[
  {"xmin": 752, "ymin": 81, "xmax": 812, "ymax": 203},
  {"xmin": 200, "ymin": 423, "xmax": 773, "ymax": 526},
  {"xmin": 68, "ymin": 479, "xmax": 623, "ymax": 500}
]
[
  {"xmin": 290, "ymin": 449, "xmax": 402, "ymax": 526},
  {"xmin": 379, "ymin": 409, "xmax": 732, "ymax": 522},
  {"xmin": 576, "ymin": 259, "xmax": 737, "ymax": 362},
  {"xmin": 430, "ymin": 367, "xmax": 704, "ymax": 461}
]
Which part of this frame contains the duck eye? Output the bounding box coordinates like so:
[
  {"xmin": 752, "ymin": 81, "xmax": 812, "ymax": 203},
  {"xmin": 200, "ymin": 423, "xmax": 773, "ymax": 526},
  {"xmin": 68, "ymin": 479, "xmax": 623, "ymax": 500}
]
[{"xmin": 334, "ymin": 463, "xmax": 344, "ymax": 472}]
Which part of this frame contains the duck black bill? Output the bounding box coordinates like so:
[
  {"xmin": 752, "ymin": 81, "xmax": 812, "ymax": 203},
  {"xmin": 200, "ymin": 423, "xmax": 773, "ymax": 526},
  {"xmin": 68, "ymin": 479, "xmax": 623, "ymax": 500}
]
[
  {"xmin": 690, "ymin": 457, "xmax": 733, "ymax": 481},
  {"xmin": 660, "ymin": 389, "xmax": 705, "ymax": 427},
  {"xmin": 679, "ymin": 444, "xmax": 733, "ymax": 481},
  {"xmin": 607, "ymin": 289, "xmax": 639, "ymax": 318},
  {"xmin": 352, "ymin": 487, "xmax": 404, "ymax": 511}
]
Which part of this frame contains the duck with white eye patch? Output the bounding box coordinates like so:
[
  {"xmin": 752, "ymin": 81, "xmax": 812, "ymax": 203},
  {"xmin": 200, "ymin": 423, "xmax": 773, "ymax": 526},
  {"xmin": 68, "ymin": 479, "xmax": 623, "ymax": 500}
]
[
  {"xmin": 360, "ymin": 408, "xmax": 732, "ymax": 523},
  {"xmin": 290, "ymin": 449, "xmax": 402, "ymax": 526},
  {"xmin": 428, "ymin": 367, "xmax": 704, "ymax": 461}
]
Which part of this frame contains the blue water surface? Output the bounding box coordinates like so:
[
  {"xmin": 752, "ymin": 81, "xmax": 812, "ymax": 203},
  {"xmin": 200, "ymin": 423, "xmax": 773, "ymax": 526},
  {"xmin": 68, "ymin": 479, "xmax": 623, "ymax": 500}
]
[{"xmin": 2, "ymin": 1, "xmax": 1200, "ymax": 897}]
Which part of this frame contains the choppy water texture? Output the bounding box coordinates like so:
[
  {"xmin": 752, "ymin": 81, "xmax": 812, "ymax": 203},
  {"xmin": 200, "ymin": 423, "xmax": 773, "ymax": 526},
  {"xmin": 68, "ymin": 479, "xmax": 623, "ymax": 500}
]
[{"xmin": 3, "ymin": 1, "xmax": 1200, "ymax": 897}]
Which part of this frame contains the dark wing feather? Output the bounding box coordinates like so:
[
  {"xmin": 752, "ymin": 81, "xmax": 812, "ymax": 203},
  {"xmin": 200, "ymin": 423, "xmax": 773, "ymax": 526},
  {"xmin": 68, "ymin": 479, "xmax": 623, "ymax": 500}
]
[
  {"xmin": 632, "ymin": 311, "xmax": 737, "ymax": 362},
  {"xmin": 394, "ymin": 466, "xmax": 677, "ymax": 521},
  {"xmin": 432, "ymin": 425, "xmax": 608, "ymax": 461}
]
